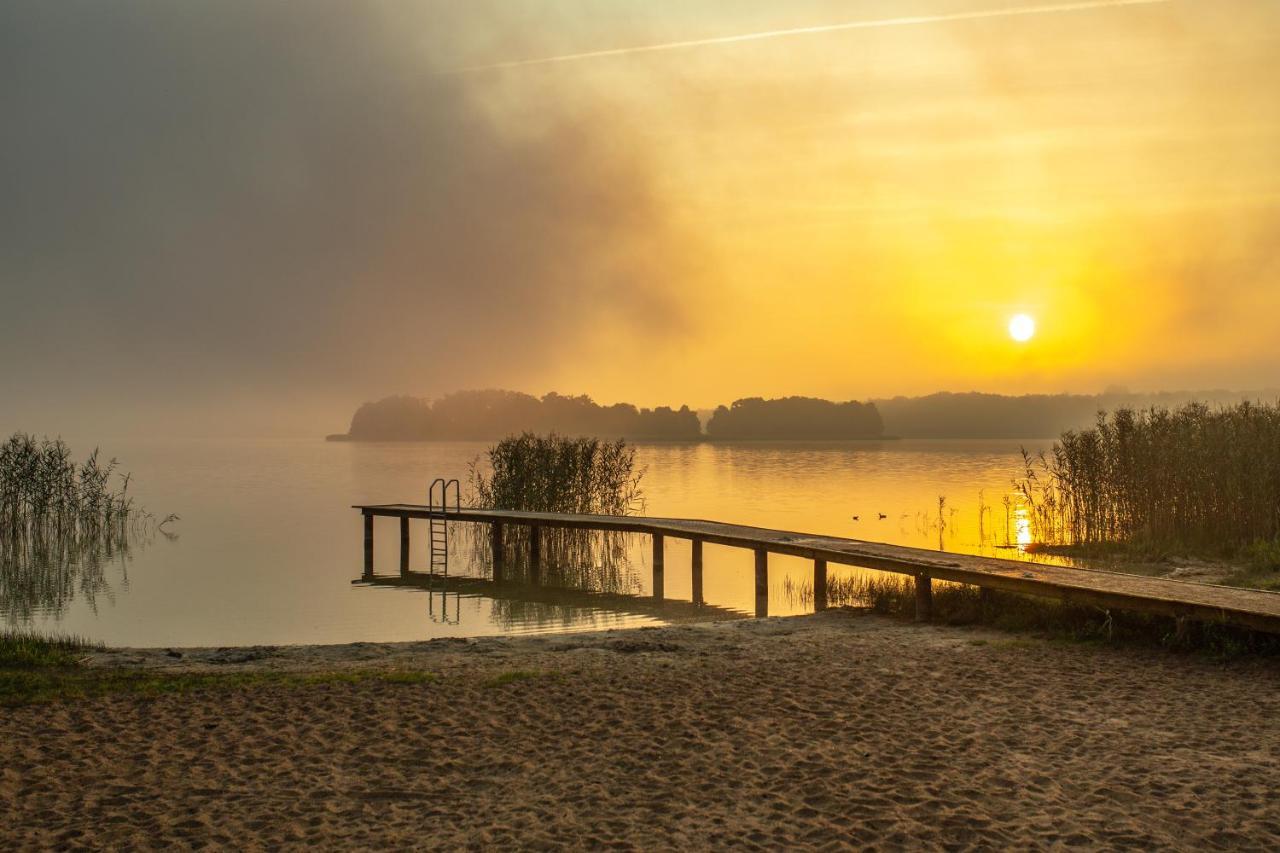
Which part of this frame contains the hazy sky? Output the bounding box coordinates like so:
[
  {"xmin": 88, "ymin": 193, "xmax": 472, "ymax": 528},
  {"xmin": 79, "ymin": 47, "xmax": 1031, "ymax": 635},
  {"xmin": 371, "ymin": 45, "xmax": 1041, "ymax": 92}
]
[{"xmin": 3, "ymin": 1, "xmax": 1277, "ymax": 436}]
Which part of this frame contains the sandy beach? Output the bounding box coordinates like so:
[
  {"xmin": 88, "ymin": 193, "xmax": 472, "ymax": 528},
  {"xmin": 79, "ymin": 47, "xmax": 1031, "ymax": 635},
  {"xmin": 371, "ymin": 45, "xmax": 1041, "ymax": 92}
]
[{"xmin": 5, "ymin": 610, "xmax": 1280, "ymax": 850}]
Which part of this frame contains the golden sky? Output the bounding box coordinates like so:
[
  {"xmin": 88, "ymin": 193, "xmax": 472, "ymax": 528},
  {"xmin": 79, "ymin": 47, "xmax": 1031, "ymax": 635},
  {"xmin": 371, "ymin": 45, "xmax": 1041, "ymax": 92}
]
[
  {"xmin": 2, "ymin": 1, "xmax": 1278, "ymax": 435},
  {"xmin": 454, "ymin": 0, "xmax": 1280, "ymax": 404}
]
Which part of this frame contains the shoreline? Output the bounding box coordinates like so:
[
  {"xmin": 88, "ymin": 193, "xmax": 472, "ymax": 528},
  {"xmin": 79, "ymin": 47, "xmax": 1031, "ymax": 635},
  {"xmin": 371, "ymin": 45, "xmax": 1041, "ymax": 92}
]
[
  {"xmin": 7, "ymin": 611, "xmax": 1280, "ymax": 847},
  {"xmin": 325, "ymin": 434, "xmax": 902, "ymax": 443}
]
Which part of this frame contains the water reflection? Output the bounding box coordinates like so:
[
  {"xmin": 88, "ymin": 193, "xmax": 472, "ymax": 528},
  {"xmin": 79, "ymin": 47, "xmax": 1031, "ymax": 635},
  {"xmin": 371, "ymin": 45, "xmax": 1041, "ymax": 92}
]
[
  {"xmin": 1, "ymin": 533, "xmax": 140, "ymax": 624},
  {"xmin": 425, "ymin": 589, "xmax": 461, "ymax": 625},
  {"xmin": 1015, "ymin": 505, "xmax": 1033, "ymax": 549},
  {"xmin": 355, "ymin": 565, "xmax": 747, "ymax": 630}
]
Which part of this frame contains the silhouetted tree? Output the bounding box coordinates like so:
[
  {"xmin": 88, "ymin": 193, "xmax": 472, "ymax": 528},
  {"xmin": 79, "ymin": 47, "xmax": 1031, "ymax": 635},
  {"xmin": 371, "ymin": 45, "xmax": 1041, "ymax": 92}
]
[
  {"xmin": 705, "ymin": 397, "xmax": 883, "ymax": 440},
  {"xmin": 343, "ymin": 391, "xmax": 702, "ymax": 441}
]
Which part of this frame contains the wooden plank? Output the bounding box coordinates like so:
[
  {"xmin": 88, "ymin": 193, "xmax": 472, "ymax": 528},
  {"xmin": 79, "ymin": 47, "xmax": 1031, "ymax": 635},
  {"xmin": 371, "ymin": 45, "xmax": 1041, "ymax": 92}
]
[{"xmin": 351, "ymin": 505, "xmax": 1280, "ymax": 634}]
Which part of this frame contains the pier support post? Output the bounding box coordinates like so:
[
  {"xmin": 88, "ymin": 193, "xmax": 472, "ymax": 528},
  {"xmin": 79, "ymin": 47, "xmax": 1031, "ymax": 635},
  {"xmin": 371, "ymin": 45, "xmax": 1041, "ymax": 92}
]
[
  {"xmin": 399, "ymin": 516, "xmax": 410, "ymax": 576},
  {"xmin": 529, "ymin": 525, "xmax": 541, "ymax": 585},
  {"xmin": 490, "ymin": 522, "xmax": 505, "ymax": 583},
  {"xmin": 652, "ymin": 533, "xmax": 665, "ymax": 600},
  {"xmin": 814, "ymin": 558, "xmax": 828, "ymax": 612},
  {"xmin": 363, "ymin": 512, "xmax": 374, "ymax": 577},
  {"xmin": 691, "ymin": 539, "xmax": 704, "ymax": 605},
  {"xmin": 915, "ymin": 574, "xmax": 933, "ymax": 622},
  {"xmin": 755, "ymin": 548, "xmax": 769, "ymax": 618}
]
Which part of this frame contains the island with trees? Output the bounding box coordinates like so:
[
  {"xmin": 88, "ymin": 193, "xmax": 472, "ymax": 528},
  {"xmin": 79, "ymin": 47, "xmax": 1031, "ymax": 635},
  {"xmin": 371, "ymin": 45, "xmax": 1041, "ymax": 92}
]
[{"xmin": 329, "ymin": 388, "xmax": 1275, "ymax": 442}]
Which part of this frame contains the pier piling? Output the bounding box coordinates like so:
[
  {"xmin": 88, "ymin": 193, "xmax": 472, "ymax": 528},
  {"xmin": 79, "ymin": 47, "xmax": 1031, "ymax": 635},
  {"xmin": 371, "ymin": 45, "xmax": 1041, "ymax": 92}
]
[
  {"xmin": 529, "ymin": 525, "xmax": 542, "ymax": 584},
  {"xmin": 915, "ymin": 574, "xmax": 933, "ymax": 622},
  {"xmin": 490, "ymin": 522, "xmax": 504, "ymax": 583},
  {"xmin": 363, "ymin": 512, "xmax": 374, "ymax": 577},
  {"xmin": 755, "ymin": 548, "xmax": 769, "ymax": 618},
  {"xmin": 652, "ymin": 533, "xmax": 665, "ymax": 600},
  {"xmin": 399, "ymin": 517, "xmax": 410, "ymax": 576},
  {"xmin": 691, "ymin": 539, "xmax": 704, "ymax": 605},
  {"xmin": 814, "ymin": 558, "xmax": 828, "ymax": 611}
]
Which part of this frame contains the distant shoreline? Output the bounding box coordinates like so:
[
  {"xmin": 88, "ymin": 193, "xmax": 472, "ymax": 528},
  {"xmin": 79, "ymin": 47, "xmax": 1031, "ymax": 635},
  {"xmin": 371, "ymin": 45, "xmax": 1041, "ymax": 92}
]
[
  {"xmin": 325, "ymin": 433, "xmax": 904, "ymax": 443},
  {"xmin": 332, "ymin": 388, "xmax": 1277, "ymax": 446}
]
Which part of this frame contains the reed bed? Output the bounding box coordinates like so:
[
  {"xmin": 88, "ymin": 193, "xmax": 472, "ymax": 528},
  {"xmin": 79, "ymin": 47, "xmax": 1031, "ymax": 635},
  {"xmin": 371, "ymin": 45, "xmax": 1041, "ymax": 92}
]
[
  {"xmin": 1015, "ymin": 401, "xmax": 1280, "ymax": 558},
  {"xmin": 0, "ymin": 434, "xmax": 157, "ymax": 544},
  {"xmin": 1, "ymin": 434, "xmax": 170, "ymax": 623},
  {"xmin": 467, "ymin": 433, "xmax": 645, "ymax": 591}
]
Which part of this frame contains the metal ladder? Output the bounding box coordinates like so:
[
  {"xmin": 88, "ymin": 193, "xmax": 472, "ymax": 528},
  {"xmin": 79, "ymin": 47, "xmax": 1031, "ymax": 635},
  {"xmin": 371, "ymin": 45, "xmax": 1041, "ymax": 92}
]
[{"xmin": 427, "ymin": 478, "xmax": 460, "ymax": 576}]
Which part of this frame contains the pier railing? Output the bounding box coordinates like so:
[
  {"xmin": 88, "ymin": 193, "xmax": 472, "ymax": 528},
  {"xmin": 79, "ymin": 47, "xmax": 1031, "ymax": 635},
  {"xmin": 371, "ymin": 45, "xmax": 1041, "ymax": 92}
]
[{"xmin": 355, "ymin": 504, "xmax": 1280, "ymax": 633}]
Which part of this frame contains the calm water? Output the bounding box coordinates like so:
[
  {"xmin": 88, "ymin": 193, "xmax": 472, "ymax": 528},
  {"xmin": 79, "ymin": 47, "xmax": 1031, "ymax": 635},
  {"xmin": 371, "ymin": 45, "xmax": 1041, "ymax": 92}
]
[{"xmin": 3, "ymin": 437, "xmax": 1057, "ymax": 646}]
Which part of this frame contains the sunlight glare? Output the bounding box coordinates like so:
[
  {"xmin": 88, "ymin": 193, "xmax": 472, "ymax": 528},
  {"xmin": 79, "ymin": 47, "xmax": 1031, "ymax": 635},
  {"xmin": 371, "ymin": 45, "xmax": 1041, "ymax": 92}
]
[{"xmin": 1008, "ymin": 314, "xmax": 1036, "ymax": 343}]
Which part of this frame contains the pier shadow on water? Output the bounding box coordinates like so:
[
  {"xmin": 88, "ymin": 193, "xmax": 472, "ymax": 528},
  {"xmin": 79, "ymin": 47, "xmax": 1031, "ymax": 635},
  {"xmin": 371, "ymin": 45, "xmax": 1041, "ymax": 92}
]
[{"xmin": 354, "ymin": 525, "xmax": 755, "ymax": 632}]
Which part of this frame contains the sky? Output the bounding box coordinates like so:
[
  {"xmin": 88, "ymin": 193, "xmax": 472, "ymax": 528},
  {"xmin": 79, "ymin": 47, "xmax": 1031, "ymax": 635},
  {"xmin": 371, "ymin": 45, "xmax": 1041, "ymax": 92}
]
[{"xmin": 2, "ymin": 0, "xmax": 1278, "ymax": 437}]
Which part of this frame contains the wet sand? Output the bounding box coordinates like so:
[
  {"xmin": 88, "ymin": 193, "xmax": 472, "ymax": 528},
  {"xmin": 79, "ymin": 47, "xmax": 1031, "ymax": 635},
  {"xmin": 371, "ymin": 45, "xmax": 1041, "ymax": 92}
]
[{"xmin": 4, "ymin": 610, "xmax": 1280, "ymax": 850}]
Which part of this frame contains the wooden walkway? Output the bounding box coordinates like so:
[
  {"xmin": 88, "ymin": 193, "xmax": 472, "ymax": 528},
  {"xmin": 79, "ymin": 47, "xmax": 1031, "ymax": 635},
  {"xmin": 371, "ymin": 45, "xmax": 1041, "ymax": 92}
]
[{"xmin": 355, "ymin": 505, "xmax": 1280, "ymax": 633}]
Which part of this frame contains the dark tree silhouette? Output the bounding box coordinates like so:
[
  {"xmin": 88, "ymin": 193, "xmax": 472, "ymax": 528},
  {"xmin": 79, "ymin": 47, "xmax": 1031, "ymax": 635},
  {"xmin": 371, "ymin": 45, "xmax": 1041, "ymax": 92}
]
[
  {"xmin": 705, "ymin": 397, "xmax": 883, "ymax": 440},
  {"xmin": 343, "ymin": 390, "xmax": 701, "ymax": 441}
]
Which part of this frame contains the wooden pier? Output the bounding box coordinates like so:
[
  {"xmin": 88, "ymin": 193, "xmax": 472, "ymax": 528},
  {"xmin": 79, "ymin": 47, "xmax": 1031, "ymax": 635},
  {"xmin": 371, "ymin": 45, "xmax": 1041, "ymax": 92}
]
[{"xmin": 355, "ymin": 505, "xmax": 1280, "ymax": 634}]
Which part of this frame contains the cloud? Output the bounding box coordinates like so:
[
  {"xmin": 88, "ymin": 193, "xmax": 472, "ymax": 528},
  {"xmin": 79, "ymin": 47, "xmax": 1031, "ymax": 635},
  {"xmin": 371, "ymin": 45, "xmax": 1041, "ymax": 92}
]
[
  {"xmin": 0, "ymin": 1, "xmax": 699, "ymax": 430},
  {"xmin": 451, "ymin": 0, "xmax": 1169, "ymax": 73}
]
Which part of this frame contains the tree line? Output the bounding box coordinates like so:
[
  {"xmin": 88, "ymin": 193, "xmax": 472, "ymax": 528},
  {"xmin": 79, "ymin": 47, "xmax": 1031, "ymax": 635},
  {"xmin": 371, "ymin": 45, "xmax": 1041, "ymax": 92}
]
[
  {"xmin": 339, "ymin": 390, "xmax": 703, "ymax": 441},
  {"xmin": 332, "ymin": 388, "xmax": 1276, "ymax": 442}
]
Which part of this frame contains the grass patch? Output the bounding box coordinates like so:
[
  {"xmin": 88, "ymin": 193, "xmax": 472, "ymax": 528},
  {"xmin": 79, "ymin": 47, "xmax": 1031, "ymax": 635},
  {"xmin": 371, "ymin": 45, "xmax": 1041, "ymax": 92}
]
[
  {"xmin": 484, "ymin": 669, "xmax": 551, "ymax": 687},
  {"xmin": 378, "ymin": 670, "xmax": 440, "ymax": 685},
  {"xmin": 988, "ymin": 638, "xmax": 1039, "ymax": 650},
  {"xmin": 0, "ymin": 639, "xmax": 439, "ymax": 707},
  {"xmin": 0, "ymin": 630, "xmax": 102, "ymax": 668},
  {"xmin": 825, "ymin": 575, "xmax": 1280, "ymax": 657}
]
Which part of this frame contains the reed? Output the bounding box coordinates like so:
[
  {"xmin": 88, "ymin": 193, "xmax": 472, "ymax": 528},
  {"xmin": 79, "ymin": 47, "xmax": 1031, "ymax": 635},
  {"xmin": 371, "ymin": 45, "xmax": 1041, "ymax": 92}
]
[
  {"xmin": 1015, "ymin": 401, "xmax": 1280, "ymax": 559},
  {"xmin": 468, "ymin": 433, "xmax": 645, "ymax": 589},
  {"xmin": 0, "ymin": 434, "xmax": 163, "ymax": 543}
]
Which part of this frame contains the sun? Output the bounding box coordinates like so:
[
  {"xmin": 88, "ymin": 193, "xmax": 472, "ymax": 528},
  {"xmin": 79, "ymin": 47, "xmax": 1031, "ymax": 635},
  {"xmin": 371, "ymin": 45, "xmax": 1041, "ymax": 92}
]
[{"xmin": 1008, "ymin": 313, "xmax": 1036, "ymax": 342}]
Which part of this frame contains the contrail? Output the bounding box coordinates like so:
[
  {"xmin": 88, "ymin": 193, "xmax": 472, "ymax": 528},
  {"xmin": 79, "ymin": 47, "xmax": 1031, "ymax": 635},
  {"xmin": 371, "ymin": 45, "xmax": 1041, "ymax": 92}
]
[{"xmin": 449, "ymin": 0, "xmax": 1170, "ymax": 73}]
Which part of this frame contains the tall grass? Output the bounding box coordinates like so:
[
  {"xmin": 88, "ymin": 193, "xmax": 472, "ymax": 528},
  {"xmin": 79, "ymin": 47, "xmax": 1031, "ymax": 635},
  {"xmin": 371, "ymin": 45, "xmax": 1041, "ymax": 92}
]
[
  {"xmin": 468, "ymin": 433, "xmax": 644, "ymax": 590},
  {"xmin": 1, "ymin": 434, "xmax": 170, "ymax": 622},
  {"xmin": 1015, "ymin": 402, "xmax": 1280, "ymax": 557},
  {"xmin": 0, "ymin": 630, "xmax": 101, "ymax": 668},
  {"xmin": 0, "ymin": 434, "xmax": 150, "ymax": 542},
  {"xmin": 469, "ymin": 432, "xmax": 644, "ymax": 516}
]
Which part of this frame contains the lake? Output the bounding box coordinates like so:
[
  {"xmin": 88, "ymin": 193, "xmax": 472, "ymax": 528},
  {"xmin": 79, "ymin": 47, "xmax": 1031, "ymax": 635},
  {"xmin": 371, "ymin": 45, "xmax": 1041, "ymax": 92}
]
[{"xmin": 3, "ymin": 437, "xmax": 1059, "ymax": 647}]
